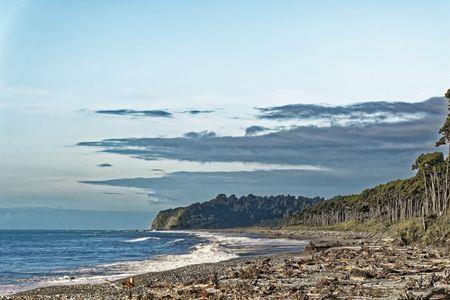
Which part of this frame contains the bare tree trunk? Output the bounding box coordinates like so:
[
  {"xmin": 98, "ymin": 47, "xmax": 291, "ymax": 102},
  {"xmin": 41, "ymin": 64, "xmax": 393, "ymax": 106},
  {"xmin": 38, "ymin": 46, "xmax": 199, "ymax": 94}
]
[
  {"xmin": 431, "ymin": 168, "xmax": 437, "ymax": 214},
  {"xmin": 423, "ymin": 169, "xmax": 429, "ymax": 216},
  {"xmin": 446, "ymin": 144, "xmax": 450, "ymax": 214},
  {"xmin": 422, "ymin": 206, "xmax": 427, "ymax": 230},
  {"xmin": 434, "ymin": 169, "xmax": 441, "ymax": 215}
]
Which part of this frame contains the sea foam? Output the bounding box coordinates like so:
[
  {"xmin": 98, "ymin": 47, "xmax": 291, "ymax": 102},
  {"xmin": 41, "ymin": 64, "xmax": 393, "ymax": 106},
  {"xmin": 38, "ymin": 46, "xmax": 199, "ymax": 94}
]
[
  {"xmin": 0, "ymin": 231, "xmax": 307, "ymax": 296},
  {"xmin": 123, "ymin": 237, "xmax": 160, "ymax": 243}
]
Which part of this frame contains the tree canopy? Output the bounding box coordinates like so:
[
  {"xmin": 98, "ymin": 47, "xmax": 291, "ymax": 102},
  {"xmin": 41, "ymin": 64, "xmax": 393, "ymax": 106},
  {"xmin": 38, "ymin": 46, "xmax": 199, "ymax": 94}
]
[
  {"xmin": 436, "ymin": 88, "xmax": 450, "ymax": 147},
  {"xmin": 412, "ymin": 152, "xmax": 445, "ymax": 171}
]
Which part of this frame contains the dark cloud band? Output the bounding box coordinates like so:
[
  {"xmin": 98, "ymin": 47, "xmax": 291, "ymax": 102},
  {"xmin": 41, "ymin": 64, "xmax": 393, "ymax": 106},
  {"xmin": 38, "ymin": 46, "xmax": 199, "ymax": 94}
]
[
  {"xmin": 257, "ymin": 97, "xmax": 443, "ymax": 122},
  {"xmin": 96, "ymin": 109, "xmax": 172, "ymax": 118},
  {"xmin": 80, "ymin": 97, "xmax": 447, "ymax": 202},
  {"xmin": 184, "ymin": 110, "xmax": 214, "ymax": 115},
  {"xmin": 245, "ymin": 125, "xmax": 269, "ymax": 136}
]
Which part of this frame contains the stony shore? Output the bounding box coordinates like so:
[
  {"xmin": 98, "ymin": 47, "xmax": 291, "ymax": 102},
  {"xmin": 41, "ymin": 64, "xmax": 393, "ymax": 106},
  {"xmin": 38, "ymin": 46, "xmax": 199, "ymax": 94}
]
[{"xmin": 4, "ymin": 229, "xmax": 450, "ymax": 299}]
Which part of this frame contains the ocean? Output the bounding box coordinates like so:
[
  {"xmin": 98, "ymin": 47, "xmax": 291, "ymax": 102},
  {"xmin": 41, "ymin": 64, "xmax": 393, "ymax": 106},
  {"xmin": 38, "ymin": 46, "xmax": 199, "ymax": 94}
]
[{"xmin": 0, "ymin": 230, "xmax": 307, "ymax": 296}]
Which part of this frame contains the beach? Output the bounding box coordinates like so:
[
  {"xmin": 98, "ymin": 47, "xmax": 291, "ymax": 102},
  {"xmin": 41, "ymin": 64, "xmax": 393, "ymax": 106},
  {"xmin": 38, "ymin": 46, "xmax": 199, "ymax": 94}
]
[{"xmin": 4, "ymin": 229, "xmax": 450, "ymax": 299}]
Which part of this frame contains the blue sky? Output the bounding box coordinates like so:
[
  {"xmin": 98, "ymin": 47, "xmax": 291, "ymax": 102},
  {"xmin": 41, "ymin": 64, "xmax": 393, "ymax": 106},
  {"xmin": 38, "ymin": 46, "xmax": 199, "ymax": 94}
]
[{"xmin": 0, "ymin": 0, "xmax": 449, "ymax": 229}]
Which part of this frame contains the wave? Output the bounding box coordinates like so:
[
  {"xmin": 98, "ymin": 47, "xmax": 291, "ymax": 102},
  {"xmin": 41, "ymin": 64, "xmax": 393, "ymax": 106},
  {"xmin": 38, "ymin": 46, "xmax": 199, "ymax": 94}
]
[
  {"xmin": 1, "ymin": 231, "xmax": 307, "ymax": 296},
  {"xmin": 31, "ymin": 237, "xmax": 237, "ymax": 289},
  {"xmin": 187, "ymin": 231, "xmax": 308, "ymax": 256},
  {"xmin": 123, "ymin": 237, "xmax": 160, "ymax": 243},
  {"xmin": 166, "ymin": 238, "xmax": 184, "ymax": 244}
]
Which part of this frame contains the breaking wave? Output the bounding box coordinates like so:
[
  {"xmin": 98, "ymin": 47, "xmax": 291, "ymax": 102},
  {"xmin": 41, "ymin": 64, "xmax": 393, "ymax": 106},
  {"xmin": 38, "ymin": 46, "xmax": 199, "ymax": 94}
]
[
  {"xmin": 0, "ymin": 231, "xmax": 307, "ymax": 296},
  {"xmin": 123, "ymin": 237, "xmax": 160, "ymax": 243},
  {"xmin": 166, "ymin": 238, "xmax": 184, "ymax": 244}
]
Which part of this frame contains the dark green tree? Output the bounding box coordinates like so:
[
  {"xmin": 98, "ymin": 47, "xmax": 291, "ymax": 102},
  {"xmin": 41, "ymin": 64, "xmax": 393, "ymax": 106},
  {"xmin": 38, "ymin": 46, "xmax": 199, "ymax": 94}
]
[
  {"xmin": 436, "ymin": 88, "xmax": 450, "ymax": 148},
  {"xmin": 433, "ymin": 88, "xmax": 450, "ymax": 216},
  {"xmin": 412, "ymin": 152, "xmax": 444, "ymax": 171}
]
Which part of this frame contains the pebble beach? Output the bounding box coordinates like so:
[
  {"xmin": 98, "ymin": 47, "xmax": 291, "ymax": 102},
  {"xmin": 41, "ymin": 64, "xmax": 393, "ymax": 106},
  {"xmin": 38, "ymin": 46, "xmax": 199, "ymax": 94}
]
[{"xmin": 4, "ymin": 229, "xmax": 450, "ymax": 299}]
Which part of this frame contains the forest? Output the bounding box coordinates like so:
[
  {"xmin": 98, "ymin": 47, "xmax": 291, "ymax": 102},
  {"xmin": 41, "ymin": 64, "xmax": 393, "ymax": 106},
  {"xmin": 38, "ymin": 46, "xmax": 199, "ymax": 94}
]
[
  {"xmin": 290, "ymin": 89, "xmax": 450, "ymax": 236},
  {"xmin": 151, "ymin": 193, "xmax": 322, "ymax": 230}
]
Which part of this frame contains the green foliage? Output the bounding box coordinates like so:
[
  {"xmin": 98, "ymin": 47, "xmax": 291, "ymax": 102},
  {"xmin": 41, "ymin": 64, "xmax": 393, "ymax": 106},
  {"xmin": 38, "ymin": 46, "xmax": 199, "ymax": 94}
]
[
  {"xmin": 151, "ymin": 194, "xmax": 323, "ymax": 230},
  {"xmin": 298, "ymin": 175, "xmax": 424, "ymax": 217},
  {"xmin": 436, "ymin": 88, "xmax": 450, "ymax": 147},
  {"xmin": 305, "ymin": 194, "xmax": 361, "ymax": 213},
  {"xmin": 288, "ymin": 89, "xmax": 450, "ymax": 244},
  {"xmin": 422, "ymin": 214, "xmax": 450, "ymax": 245},
  {"xmin": 151, "ymin": 207, "xmax": 185, "ymax": 230},
  {"xmin": 388, "ymin": 218, "xmax": 425, "ymax": 245},
  {"xmin": 412, "ymin": 152, "xmax": 444, "ymax": 171}
]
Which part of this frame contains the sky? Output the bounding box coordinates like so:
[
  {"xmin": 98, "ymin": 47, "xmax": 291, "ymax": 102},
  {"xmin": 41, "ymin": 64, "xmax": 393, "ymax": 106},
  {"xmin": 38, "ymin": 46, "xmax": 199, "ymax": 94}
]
[{"xmin": 0, "ymin": 0, "xmax": 449, "ymax": 229}]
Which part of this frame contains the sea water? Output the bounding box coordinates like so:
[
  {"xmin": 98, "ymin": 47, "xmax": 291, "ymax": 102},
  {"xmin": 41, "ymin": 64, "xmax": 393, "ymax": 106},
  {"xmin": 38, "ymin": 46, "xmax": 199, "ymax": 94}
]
[{"xmin": 0, "ymin": 230, "xmax": 307, "ymax": 295}]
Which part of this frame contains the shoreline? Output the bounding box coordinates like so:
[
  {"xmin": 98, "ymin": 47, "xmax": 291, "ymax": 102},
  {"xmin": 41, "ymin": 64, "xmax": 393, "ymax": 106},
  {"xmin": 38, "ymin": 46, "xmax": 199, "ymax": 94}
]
[
  {"xmin": 5, "ymin": 228, "xmax": 450, "ymax": 299},
  {"xmin": 3, "ymin": 229, "xmax": 310, "ymax": 299}
]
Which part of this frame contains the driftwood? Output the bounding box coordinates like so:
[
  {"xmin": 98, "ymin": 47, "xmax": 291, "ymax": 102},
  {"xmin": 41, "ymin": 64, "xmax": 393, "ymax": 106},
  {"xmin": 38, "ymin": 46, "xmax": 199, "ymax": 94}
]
[
  {"xmin": 10, "ymin": 231, "xmax": 450, "ymax": 299},
  {"xmin": 122, "ymin": 277, "xmax": 135, "ymax": 289},
  {"xmin": 422, "ymin": 287, "xmax": 450, "ymax": 300},
  {"xmin": 104, "ymin": 277, "xmax": 135, "ymax": 290}
]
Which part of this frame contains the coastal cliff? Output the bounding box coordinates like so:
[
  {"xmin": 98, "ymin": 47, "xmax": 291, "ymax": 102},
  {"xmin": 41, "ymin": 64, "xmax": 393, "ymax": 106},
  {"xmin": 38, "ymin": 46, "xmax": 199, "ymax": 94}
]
[{"xmin": 151, "ymin": 194, "xmax": 322, "ymax": 230}]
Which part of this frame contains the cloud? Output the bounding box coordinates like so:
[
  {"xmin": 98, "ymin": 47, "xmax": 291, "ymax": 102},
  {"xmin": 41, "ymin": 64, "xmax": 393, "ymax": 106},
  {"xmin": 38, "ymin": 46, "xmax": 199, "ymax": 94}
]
[
  {"xmin": 147, "ymin": 194, "xmax": 161, "ymax": 204},
  {"xmin": 245, "ymin": 125, "xmax": 269, "ymax": 136},
  {"xmin": 184, "ymin": 109, "xmax": 214, "ymax": 115},
  {"xmin": 257, "ymin": 97, "xmax": 443, "ymax": 126},
  {"xmin": 95, "ymin": 109, "xmax": 172, "ymax": 118},
  {"xmin": 183, "ymin": 131, "xmax": 217, "ymax": 139},
  {"xmin": 79, "ymin": 98, "xmax": 447, "ymax": 202},
  {"xmin": 98, "ymin": 163, "xmax": 113, "ymax": 167},
  {"xmin": 78, "ymin": 117, "xmax": 443, "ymax": 170}
]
